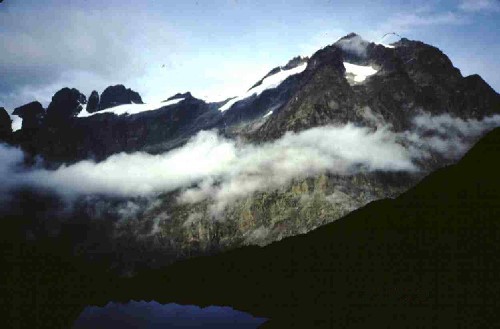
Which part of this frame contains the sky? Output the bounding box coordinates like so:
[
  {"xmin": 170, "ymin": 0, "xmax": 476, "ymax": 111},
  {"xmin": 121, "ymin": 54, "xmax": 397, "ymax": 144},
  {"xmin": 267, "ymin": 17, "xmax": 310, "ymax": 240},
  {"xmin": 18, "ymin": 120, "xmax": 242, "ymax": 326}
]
[{"xmin": 1, "ymin": 0, "xmax": 499, "ymax": 112}]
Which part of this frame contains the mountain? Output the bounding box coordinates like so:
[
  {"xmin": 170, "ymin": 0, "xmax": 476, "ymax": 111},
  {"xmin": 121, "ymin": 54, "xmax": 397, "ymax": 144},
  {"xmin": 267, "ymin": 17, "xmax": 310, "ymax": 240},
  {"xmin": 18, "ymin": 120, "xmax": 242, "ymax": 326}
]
[
  {"xmin": 0, "ymin": 33, "xmax": 500, "ymax": 327},
  {"xmin": 255, "ymin": 34, "xmax": 499, "ymax": 140},
  {"xmin": 7, "ymin": 87, "xmax": 221, "ymax": 162},
  {"xmin": 4, "ymin": 34, "xmax": 499, "ymax": 163},
  {"xmin": 0, "ymin": 33, "xmax": 498, "ymax": 273},
  {"xmin": 2, "ymin": 125, "xmax": 500, "ymax": 329}
]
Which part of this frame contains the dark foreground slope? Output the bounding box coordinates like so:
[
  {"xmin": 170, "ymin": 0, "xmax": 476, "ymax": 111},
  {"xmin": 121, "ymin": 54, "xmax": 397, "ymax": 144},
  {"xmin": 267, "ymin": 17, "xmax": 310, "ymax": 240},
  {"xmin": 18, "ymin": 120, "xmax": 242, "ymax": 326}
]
[
  {"xmin": 117, "ymin": 126, "xmax": 500, "ymax": 328},
  {"xmin": 1, "ymin": 127, "xmax": 500, "ymax": 329}
]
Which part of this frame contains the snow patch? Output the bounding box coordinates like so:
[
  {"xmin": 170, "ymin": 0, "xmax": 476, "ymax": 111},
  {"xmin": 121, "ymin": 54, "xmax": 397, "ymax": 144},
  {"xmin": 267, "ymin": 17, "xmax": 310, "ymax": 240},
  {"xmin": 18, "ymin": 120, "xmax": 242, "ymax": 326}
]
[
  {"xmin": 263, "ymin": 110, "xmax": 273, "ymax": 118},
  {"xmin": 219, "ymin": 63, "xmax": 307, "ymax": 112},
  {"xmin": 78, "ymin": 98, "xmax": 184, "ymax": 117},
  {"xmin": 343, "ymin": 62, "xmax": 378, "ymax": 83}
]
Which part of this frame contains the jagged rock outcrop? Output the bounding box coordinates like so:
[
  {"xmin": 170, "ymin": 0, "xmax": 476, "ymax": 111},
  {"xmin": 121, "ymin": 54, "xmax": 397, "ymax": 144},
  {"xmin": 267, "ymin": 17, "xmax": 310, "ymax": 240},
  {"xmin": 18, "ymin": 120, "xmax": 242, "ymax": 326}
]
[
  {"xmin": 0, "ymin": 107, "xmax": 12, "ymax": 142},
  {"xmin": 99, "ymin": 85, "xmax": 143, "ymax": 111},
  {"xmin": 87, "ymin": 90, "xmax": 100, "ymax": 113},
  {"xmin": 45, "ymin": 88, "xmax": 86, "ymax": 124},
  {"xmin": 13, "ymin": 95, "xmax": 221, "ymax": 163},
  {"xmin": 166, "ymin": 92, "xmax": 193, "ymax": 101},
  {"xmin": 12, "ymin": 101, "xmax": 45, "ymax": 130}
]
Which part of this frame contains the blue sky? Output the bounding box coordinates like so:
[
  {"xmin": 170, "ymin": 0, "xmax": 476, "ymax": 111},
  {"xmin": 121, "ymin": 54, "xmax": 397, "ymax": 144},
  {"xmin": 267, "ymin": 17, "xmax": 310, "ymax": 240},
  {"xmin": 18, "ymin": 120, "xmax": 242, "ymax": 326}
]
[{"xmin": 1, "ymin": 0, "xmax": 499, "ymax": 111}]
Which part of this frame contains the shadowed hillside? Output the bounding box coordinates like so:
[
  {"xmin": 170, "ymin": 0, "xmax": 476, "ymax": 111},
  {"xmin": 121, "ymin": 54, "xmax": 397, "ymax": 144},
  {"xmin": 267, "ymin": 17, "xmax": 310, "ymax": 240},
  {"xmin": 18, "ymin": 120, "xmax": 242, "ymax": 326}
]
[{"xmin": 111, "ymin": 126, "xmax": 500, "ymax": 328}]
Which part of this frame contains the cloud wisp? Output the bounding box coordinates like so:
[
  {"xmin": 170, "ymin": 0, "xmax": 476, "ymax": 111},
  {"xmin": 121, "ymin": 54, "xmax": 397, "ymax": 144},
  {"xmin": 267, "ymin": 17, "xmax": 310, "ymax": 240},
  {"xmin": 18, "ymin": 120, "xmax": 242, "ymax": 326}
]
[
  {"xmin": 404, "ymin": 112, "xmax": 500, "ymax": 160},
  {"xmin": 1, "ymin": 112, "xmax": 499, "ymax": 215},
  {"xmin": 378, "ymin": 11, "xmax": 467, "ymax": 34},
  {"xmin": 0, "ymin": 123, "xmax": 414, "ymax": 202},
  {"xmin": 458, "ymin": 0, "xmax": 500, "ymax": 13}
]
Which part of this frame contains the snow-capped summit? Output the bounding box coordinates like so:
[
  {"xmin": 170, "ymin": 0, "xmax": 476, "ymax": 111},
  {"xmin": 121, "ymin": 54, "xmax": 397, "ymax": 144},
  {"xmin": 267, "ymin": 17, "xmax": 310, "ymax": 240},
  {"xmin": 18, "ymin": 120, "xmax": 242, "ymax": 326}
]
[
  {"xmin": 218, "ymin": 61, "xmax": 308, "ymax": 112},
  {"xmin": 248, "ymin": 56, "xmax": 309, "ymax": 91}
]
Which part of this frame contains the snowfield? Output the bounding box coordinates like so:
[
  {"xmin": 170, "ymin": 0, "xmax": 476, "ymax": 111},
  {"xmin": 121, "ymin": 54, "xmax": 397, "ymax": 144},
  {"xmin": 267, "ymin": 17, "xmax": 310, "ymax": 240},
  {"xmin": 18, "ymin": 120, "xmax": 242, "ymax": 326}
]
[
  {"xmin": 343, "ymin": 62, "xmax": 378, "ymax": 83},
  {"xmin": 78, "ymin": 98, "xmax": 184, "ymax": 117},
  {"xmin": 219, "ymin": 63, "xmax": 308, "ymax": 112}
]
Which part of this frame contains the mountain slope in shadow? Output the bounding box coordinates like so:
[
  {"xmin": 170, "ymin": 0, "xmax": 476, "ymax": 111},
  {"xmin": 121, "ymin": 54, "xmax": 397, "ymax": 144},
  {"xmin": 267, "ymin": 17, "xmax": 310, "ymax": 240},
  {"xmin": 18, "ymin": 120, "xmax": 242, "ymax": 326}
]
[
  {"xmin": 115, "ymin": 126, "xmax": 500, "ymax": 328},
  {"xmin": 1, "ymin": 127, "xmax": 500, "ymax": 329}
]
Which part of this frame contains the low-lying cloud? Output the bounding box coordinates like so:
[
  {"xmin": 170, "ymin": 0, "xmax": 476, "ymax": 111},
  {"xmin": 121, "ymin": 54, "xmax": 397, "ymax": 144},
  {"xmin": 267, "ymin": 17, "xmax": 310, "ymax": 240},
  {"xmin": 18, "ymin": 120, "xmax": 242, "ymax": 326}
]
[
  {"xmin": 404, "ymin": 112, "xmax": 500, "ymax": 159},
  {"xmin": 2, "ymin": 112, "xmax": 500, "ymax": 215},
  {"xmin": 0, "ymin": 123, "xmax": 415, "ymax": 202},
  {"xmin": 1, "ymin": 112, "xmax": 499, "ymax": 271},
  {"xmin": 179, "ymin": 124, "xmax": 415, "ymax": 213}
]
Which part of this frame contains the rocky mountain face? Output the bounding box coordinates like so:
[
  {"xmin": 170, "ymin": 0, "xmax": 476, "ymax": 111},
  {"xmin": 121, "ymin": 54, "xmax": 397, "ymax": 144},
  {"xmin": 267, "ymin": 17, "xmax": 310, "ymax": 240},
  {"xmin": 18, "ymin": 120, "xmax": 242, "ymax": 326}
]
[
  {"xmin": 14, "ymin": 94, "xmax": 220, "ymax": 163},
  {"xmin": 255, "ymin": 34, "xmax": 500, "ymax": 140},
  {"xmin": 166, "ymin": 92, "xmax": 193, "ymax": 101},
  {"xmin": 1, "ymin": 33, "xmax": 500, "ymax": 274},
  {"xmin": 119, "ymin": 126, "xmax": 500, "ymax": 329}
]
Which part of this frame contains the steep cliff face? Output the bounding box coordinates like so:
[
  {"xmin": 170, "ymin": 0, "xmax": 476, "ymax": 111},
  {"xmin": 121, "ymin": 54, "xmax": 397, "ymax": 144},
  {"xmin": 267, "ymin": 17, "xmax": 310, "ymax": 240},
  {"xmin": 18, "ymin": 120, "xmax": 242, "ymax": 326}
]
[{"xmin": 128, "ymin": 172, "xmax": 416, "ymax": 266}]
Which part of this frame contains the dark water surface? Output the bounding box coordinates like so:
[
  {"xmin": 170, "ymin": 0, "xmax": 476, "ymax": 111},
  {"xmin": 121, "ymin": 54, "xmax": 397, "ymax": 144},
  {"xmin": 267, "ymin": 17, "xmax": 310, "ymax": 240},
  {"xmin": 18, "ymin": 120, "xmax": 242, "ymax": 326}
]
[{"xmin": 73, "ymin": 301, "xmax": 268, "ymax": 328}]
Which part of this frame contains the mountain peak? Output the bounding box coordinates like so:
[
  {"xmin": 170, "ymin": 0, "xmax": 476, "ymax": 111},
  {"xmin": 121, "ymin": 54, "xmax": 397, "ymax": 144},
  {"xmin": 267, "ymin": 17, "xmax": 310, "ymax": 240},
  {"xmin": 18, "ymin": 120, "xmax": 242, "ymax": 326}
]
[
  {"xmin": 283, "ymin": 56, "xmax": 309, "ymax": 70},
  {"xmin": 248, "ymin": 56, "xmax": 309, "ymax": 91},
  {"xmin": 99, "ymin": 85, "xmax": 143, "ymax": 111},
  {"xmin": 46, "ymin": 87, "xmax": 87, "ymax": 123},
  {"xmin": 12, "ymin": 101, "xmax": 45, "ymax": 130},
  {"xmin": 334, "ymin": 33, "xmax": 370, "ymax": 58},
  {"xmin": 166, "ymin": 92, "xmax": 193, "ymax": 101},
  {"xmin": 339, "ymin": 32, "xmax": 360, "ymax": 40}
]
